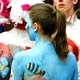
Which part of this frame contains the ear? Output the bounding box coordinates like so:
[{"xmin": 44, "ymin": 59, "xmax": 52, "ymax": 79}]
[
  {"xmin": 73, "ymin": 0, "xmax": 78, "ymax": 4},
  {"xmin": 32, "ymin": 22, "xmax": 39, "ymax": 32}
]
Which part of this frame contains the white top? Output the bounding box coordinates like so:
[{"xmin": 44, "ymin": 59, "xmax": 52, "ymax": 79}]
[
  {"xmin": 66, "ymin": 16, "xmax": 80, "ymax": 49},
  {"xmin": 66, "ymin": 15, "xmax": 80, "ymax": 77}
]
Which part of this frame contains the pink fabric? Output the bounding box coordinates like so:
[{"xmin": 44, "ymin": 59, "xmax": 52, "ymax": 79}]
[
  {"xmin": 0, "ymin": 0, "xmax": 10, "ymax": 18},
  {"xmin": 21, "ymin": 4, "xmax": 31, "ymax": 11},
  {"xmin": 0, "ymin": 42, "xmax": 11, "ymax": 58}
]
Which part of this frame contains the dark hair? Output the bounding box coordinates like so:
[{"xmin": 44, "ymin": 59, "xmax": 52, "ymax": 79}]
[
  {"xmin": 76, "ymin": 9, "xmax": 80, "ymax": 19},
  {"xmin": 43, "ymin": 0, "xmax": 53, "ymax": 5},
  {"xmin": 74, "ymin": 0, "xmax": 80, "ymax": 11},
  {"xmin": 28, "ymin": 3, "xmax": 69, "ymax": 61},
  {"xmin": 44, "ymin": 0, "xmax": 80, "ymax": 18}
]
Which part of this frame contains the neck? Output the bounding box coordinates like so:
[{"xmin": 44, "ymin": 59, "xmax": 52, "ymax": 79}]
[
  {"xmin": 36, "ymin": 31, "xmax": 51, "ymax": 43},
  {"xmin": 66, "ymin": 7, "xmax": 74, "ymax": 18},
  {"xmin": 39, "ymin": 33, "xmax": 51, "ymax": 42}
]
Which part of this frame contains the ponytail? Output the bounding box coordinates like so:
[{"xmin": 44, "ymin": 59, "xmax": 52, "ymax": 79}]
[
  {"xmin": 28, "ymin": 3, "xmax": 69, "ymax": 61},
  {"xmin": 52, "ymin": 10, "xmax": 69, "ymax": 61}
]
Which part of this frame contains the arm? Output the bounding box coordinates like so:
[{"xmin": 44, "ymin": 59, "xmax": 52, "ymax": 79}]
[
  {"xmin": 72, "ymin": 57, "xmax": 78, "ymax": 80},
  {"xmin": 77, "ymin": 49, "xmax": 80, "ymax": 78},
  {"xmin": 12, "ymin": 55, "xmax": 23, "ymax": 80}
]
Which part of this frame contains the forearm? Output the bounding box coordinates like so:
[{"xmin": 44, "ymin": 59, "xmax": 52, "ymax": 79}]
[{"xmin": 12, "ymin": 57, "xmax": 23, "ymax": 80}]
